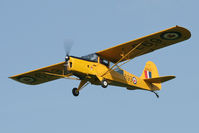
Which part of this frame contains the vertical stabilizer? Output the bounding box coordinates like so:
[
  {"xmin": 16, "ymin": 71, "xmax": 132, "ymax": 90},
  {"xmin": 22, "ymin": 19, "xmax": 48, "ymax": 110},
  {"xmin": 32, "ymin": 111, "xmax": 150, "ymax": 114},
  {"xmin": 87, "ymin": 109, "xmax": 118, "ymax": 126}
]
[{"xmin": 140, "ymin": 61, "xmax": 161, "ymax": 90}]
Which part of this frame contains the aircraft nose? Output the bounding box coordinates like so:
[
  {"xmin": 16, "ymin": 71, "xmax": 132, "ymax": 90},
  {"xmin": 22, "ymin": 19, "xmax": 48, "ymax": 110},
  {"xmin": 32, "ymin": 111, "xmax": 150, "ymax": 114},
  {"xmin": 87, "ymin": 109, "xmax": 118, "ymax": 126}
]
[{"xmin": 65, "ymin": 55, "xmax": 70, "ymax": 62}]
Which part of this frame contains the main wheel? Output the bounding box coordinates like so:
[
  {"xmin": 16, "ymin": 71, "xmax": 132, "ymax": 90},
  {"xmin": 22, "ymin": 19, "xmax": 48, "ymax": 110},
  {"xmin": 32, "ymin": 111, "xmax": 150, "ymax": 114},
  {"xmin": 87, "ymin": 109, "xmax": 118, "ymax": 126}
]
[
  {"xmin": 72, "ymin": 88, "xmax": 79, "ymax": 96},
  {"xmin": 101, "ymin": 79, "xmax": 108, "ymax": 88}
]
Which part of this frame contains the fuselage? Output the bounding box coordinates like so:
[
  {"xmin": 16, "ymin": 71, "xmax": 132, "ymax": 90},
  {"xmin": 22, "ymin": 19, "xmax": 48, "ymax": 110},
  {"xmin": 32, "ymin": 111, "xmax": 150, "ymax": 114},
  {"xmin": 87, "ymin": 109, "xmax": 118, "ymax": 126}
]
[{"xmin": 67, "ymin": 56, "xmax": 155, "ymax": 91}]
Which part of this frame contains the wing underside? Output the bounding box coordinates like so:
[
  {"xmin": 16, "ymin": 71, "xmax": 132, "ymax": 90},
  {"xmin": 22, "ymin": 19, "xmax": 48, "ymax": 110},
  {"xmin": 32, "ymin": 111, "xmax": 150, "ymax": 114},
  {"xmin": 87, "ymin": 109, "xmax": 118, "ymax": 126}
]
[
  {"xmin": 96, "ymin": 26, "xmax": 191, "ymax": 63},
  {"xmin": 9, "ymin": 62, "xmax": 67, "ymax": 85}
]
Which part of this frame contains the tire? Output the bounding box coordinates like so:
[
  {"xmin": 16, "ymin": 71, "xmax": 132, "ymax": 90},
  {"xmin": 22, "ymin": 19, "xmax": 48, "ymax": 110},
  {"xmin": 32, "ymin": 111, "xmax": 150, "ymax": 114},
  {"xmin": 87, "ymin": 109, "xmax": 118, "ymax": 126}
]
[
  {"xmin": 72, "ymin": 88, "xmax": 79, "ymax": 96},
  {"xmin": 101, "ymin": 79, "xmax": 108, "ymax": 88}
]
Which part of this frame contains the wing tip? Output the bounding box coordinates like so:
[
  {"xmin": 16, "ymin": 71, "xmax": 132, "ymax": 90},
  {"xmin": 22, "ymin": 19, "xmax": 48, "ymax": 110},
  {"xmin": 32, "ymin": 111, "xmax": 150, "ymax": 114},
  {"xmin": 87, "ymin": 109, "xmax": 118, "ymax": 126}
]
[
  {"xmin": 175, "ymin": 25, "xmax": 191, "ymax": 40},
  {"xmin": 169, "ymin": 75, "xmax": 176, "ymax": 79},
  {"xmin": 8, "ymin": 75, "xmax": 36, "ymax": 85}
]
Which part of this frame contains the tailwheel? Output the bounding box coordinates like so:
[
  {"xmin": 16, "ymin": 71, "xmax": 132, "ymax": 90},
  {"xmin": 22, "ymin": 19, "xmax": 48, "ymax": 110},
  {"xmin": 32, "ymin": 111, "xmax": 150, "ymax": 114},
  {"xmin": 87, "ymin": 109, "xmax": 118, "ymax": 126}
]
[
  {"xmin": 72, "ymin": 88, "xmax": 79, "ymax": 96},
  {"xmin": 101, "ymin": 79, "xmax": 108, "ymax": 88},
  {"xmin": 152, "ymin": 91, "xmax": 159, "ymax": 98}
]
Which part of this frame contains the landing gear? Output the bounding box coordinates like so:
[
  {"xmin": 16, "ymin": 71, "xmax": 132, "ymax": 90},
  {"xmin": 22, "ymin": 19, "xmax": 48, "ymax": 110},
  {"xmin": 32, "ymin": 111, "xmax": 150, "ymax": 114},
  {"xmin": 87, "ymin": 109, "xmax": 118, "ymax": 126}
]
[
  {"xmin": 72, "ymin": 80, "xmax": 88, "ymax": 97},
  {"xmin": 152, "ymin": 91, "xmax": 159, "ymax": 98},
  {"xmin": 72, "ymin": 88, "xmax": 79, "ymax": 96},
  {"xmin": 101, "ymin": 79, "xmax": 108, "ymax": 88}
]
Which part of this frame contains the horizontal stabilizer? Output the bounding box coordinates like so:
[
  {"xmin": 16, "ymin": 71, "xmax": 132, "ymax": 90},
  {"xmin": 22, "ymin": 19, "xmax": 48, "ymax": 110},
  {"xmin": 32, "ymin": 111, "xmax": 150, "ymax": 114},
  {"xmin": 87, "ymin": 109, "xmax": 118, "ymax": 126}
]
[{"xmin": 144, "ymin": 76, "xmax": 176, "ymax": 83}]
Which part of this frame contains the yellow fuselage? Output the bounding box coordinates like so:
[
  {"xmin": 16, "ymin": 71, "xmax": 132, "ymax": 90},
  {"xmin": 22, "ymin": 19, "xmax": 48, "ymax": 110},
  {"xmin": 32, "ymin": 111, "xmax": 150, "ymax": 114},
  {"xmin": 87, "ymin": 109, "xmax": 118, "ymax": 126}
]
[{"xmin": 67, "ymin": 57, "xmax": 157, "ymax": 91}]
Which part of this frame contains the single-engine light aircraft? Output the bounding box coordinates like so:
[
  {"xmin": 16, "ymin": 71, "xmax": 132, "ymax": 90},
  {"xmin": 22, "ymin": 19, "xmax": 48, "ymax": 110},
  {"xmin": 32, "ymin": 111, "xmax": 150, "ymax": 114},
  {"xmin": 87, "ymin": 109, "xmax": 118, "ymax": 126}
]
[{"xmin": 9, "ymin": 26, "xmax": 191, "ymax": 98}]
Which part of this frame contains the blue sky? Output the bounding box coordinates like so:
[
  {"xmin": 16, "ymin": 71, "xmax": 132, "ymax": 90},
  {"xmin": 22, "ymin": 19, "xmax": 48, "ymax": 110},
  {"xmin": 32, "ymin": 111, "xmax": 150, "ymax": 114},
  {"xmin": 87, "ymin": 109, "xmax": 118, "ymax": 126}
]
[{"xmin": 0, "ymin": 0, "xmax": 198, "ymax": 133}]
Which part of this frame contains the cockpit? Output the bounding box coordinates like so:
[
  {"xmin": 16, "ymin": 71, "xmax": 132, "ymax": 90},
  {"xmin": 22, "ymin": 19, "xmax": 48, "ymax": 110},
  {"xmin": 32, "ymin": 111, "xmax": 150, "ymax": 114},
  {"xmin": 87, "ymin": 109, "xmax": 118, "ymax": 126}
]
[
  {"xmin": 81, "ymin": 53, "xmax": 109, "ymax": 67},
  {"xmin": 80, "ymin": 53, "xmax": 124, "ymax": 75},
  {"xmin": 81, "ymin": 53, "xmax": 98, "ymax": 62}
]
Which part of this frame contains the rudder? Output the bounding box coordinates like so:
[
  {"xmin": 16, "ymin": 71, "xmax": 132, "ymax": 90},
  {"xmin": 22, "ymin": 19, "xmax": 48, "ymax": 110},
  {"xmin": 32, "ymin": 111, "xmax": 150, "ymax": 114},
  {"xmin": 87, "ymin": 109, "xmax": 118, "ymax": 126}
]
[{"xmin": 140, "ymin": 61, "xmax": 161, "ymax": 90}]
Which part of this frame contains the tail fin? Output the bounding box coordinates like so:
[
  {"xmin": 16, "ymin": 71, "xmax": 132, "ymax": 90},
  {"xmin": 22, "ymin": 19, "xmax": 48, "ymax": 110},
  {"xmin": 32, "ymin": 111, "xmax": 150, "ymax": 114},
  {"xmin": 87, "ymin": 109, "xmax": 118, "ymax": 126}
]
[
  {"xmin": 140, "ymin": 61, "xmax": 175, "ymax": 90},
  {"xmin": 141, "ymin": 61, "xmax": 159, "ymax": 79}
]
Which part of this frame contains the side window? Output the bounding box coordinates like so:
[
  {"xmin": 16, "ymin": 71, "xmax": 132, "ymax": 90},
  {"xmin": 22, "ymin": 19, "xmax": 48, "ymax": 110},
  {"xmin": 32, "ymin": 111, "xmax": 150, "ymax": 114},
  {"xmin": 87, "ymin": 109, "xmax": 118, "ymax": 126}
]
[
  {"xmin": 115, "ymin": 67, "xmax": 124, "ymax": 75},
  {"xmin": 100, "ymin": 58, "xmax": 109, "ymax": 67}
]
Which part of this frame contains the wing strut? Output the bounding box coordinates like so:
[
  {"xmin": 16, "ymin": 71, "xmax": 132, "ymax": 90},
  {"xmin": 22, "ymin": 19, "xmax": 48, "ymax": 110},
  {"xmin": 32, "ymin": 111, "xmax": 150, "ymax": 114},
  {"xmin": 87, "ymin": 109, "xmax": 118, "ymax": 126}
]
[
  {"xmin": 101, "ymin": 42, "xmax": 143, "ymax": 77},
  {"xmin": 44, "ymin": 72, "xmax": 79, "ymax": 80}
]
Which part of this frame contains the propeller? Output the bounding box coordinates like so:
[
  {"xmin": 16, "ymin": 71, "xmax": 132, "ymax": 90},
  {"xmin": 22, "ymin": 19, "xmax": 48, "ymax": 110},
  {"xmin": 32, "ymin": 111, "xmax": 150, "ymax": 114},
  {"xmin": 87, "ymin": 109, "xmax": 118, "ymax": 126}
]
[
  {"xmin": 64, "ymin": 39, "xmax": 74, "ymax": 59},
  {"xmin": 63, "ymin": 39, "xmax": 74, "ymax": 74}
]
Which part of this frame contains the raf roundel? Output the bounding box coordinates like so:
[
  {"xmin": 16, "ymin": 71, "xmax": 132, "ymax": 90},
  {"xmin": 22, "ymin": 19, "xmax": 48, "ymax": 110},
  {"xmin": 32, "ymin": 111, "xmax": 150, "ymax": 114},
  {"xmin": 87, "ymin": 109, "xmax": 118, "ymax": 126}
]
[
  {"xmin": 160, "ymin": 31, "xmax": 181, "ymax": 40},
  {"xmin": 18, "ymin": 76, "xmax": 36, "ymax": 84},
  {"xmin": 132, "ymin": 77, "xmax": 137, "ymax": 84}
]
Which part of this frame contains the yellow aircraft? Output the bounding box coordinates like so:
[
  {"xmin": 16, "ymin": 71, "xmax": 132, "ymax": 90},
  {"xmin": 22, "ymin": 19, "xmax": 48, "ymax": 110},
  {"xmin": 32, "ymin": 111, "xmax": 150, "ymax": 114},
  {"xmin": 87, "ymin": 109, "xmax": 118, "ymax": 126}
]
[{"xmin": 9, "ymin": 26, "xmax": 191, "ymax": 98}]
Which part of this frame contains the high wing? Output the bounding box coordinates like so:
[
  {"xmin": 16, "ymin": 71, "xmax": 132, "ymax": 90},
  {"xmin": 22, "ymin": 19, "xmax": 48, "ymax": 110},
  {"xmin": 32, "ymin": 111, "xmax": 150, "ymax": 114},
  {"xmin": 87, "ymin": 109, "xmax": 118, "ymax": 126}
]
[
  {"xmin": 96, "ymin": 26, "xmax": 191, "ymax": 63},
  {"xmin": 9, "ymin": 62, "xmax": 72, "ymax": 85}
]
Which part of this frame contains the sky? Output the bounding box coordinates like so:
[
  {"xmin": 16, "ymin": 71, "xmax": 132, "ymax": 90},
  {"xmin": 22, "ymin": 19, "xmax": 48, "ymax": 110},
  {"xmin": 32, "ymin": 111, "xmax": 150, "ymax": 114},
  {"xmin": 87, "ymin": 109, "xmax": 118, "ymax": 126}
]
[{"xmin": 0, "ymin": 0, "xmax": 198, "ymax": 133}]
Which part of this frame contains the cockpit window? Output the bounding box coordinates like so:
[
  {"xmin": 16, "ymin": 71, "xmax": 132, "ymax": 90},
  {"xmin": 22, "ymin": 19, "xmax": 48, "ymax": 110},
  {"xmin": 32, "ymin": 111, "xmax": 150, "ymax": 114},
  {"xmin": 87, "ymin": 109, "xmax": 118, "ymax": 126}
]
[
  {"xmin": 115, "ymin": 67, "xmax": 124, "ymax": 75},
  {"xmin": 100, "ymin": 58, "xmax": 109, "ymax": 67},
  {"xmin": 81, "ymin": 53, "xmax": 98, "ymax": 62}
]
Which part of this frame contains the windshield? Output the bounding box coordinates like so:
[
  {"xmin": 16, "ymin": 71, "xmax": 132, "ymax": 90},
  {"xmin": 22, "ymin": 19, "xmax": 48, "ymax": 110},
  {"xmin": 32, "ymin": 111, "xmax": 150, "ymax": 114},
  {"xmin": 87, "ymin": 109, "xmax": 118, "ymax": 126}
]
[{"xmin": 81, "ymin": 53, "xmax": 98, "ymax": 62}]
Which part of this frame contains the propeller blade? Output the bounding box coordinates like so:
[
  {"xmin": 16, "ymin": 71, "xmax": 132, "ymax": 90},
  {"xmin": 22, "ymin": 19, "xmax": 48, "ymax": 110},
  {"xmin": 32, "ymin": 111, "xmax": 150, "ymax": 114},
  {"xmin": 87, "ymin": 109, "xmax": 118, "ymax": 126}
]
[
  {"xmin": 64, "ymin": 39, "xmax": 74, "ymax": 56},
  {"xmin": 63, "ymin": 39, "xmax": 74, "ymax": 74}
]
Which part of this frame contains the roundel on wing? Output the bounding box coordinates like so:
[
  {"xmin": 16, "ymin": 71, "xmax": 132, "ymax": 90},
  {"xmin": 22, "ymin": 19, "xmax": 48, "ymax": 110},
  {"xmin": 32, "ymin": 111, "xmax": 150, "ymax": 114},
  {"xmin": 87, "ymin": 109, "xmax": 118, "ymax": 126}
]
[
  {"xmin": 18, "ymin": 76, "xmax": 36, "ymax": 83},
  {"xmin": 160, "ymin": 31, "xmax": 181, "ymax": 40}
]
